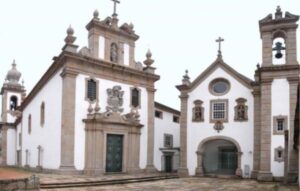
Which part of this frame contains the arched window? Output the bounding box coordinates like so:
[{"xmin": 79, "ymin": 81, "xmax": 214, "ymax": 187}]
[
  {"xmin": 10, "ymin": 96, "xmax": 18, "ymax": 111},
  {"xmin": 28, "ymin": 114, "xmax": 32, "ymax": 134},
  {"xmin": 110, "ymin": 43, "xmax": 118, "ymax": 63},
  {"xmin": 40, "ymin": 102, "xmax": 45, "ymax": 126}
]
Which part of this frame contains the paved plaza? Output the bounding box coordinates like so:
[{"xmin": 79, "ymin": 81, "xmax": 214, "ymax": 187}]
[{"xmin": 41, "ymin": 177, "xmax": 298, "ymax": 191}]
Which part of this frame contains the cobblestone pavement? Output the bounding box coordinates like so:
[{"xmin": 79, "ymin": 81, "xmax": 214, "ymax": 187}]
[{"xmin": 41, "ymin": 177, "xmax": 299, "ymax": 191}]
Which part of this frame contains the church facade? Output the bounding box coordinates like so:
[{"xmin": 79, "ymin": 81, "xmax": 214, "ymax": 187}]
[
  {"xmin": 0, "ymin": 3, "xmax": 299, "ymax": 184},
  {"xmin": 176, "ymin": 7, "xmax": 299, "ymax": 182},
  {"xmin": 0, "ymin": 6, "xmax": 180, "ymax": 175}
]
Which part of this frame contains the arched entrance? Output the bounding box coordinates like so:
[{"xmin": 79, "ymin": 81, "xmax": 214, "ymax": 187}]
[{"xmin": 195, "ymin": 136, "xmax": 243, "ymax": 177}]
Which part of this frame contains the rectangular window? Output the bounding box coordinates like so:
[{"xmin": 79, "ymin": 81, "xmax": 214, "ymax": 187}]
[
  {"xmin": 277, "ymin": 119, "xmax": 284, "ymax": 131},
  {"xmin": 173, "ymin": 115, "xmax": 179, "ymax": 123},
  {"xmin": 164, "ymin": 134, "xmax": 173, "ymax": 148},
  {"xmin": 210, "ymin": 100, "xmax": 228, "ymax": 123},
  {"xmin": 86, "ymin": 78, "xmax": 98, "ymax": 102},
  {"xmin": 155, "ymin": 110, "xmax": 163, "ymax": 118},
  {"xmin": 19, "ymin": 133, "xmax": 22, "ymax": 146},
  {"xmin": 130, "ymin": 87, "xmax": 140, "ymax": 108}
]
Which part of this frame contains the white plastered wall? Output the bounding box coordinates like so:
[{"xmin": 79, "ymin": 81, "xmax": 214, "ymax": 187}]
[
  {"xmin": 154, "ymin": 110, "xmax": 180, "ymax": 170},
  {"xmin": 6, "ymin": 128, "xmax": 16, "ymax": 165},
  {"xmin": 270, "ymin": 78, "xmax": 289, "ymax": 177},
  {"xmin": 74, "ymin": 74, "xmax": 148, "ymax": 170},
  {"xmin": 21, "ymin": 69, "xmax": 62, "ymax": 169},
  {"xmin": 186, "ymin": 67, "xmax": 254, "ymax": 177}
]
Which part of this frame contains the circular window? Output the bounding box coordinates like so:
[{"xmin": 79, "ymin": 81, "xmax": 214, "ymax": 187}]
[{"xmin": 209, "ymin": 78, "xmax": 230, "ymax": 96}]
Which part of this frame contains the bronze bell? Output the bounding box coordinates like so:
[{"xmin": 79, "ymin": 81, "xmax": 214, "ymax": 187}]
[{"xmin": 273, "ymin": 42, "xmax": 285, "ymax": 59}]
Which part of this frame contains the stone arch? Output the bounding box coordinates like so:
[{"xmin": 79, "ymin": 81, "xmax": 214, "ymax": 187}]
[
  {"xmin": 195, "ymin": 136, "xmax": 243, "ymax": 177},
  {"xmin": 272, "ymin": 29, "xmax": 287, "ymax": 40}
]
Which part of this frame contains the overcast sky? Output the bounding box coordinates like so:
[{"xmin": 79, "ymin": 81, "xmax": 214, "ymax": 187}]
[{"xmin": 0, "ymin": 0, "xmax": 299, "ymax": 110}]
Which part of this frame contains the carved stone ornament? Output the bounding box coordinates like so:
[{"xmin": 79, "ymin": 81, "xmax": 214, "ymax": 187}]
[
  {"xmin": 106, "ymin": 85, "xmax": 124, "ymax": 113},
  {"xmin": 214, "ymin": 121, "xmax": 224, "ymax": 133}
]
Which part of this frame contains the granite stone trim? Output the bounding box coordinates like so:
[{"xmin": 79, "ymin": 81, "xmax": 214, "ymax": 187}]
[{"xmin": 209, "ymin": 99, "xmax": 229, "ymax": 123}]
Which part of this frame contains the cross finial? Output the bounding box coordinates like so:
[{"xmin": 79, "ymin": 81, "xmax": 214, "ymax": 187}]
[
  {"xmin": 111, "ymin": 0, "xmax": 120, "ymax": 17},
  {"xmin": 216, "ymin": 37, "xmax": 224, "ymax": 55}
]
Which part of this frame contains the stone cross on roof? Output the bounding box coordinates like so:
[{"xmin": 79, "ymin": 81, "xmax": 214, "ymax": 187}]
[
  {"xmin": 216, "ymin": 37, "xmax": 224, "ymax": 56},
  {"xmin": 111, "ymin": 0, "xmax": 120, "ymax": 17}
]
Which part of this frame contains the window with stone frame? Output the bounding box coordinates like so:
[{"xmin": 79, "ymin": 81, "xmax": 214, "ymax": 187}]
[
  {"xmin": 130, "ymin": 87, "xmax": 141, "ymax": 108},
  {"xmin": 86, "ymin": 78, "xmax": 98, "ymax": 102},
  {"xmin": 210, "ymin": 100, "xmax": 228, "ymax": 123},
  {"xmin": 234, "ymin": 98, "xmax": 248, "ymax": 121},
  {"xmin": 155, "ymin": 110, "xmax": 163, "ymax": 119},
  {"xmin": 273, "ymin": 115, "xmax": 287, "ymax": 135},
  {"xmin": 274, "ymin": 146, "xmax": 284, "ymax": 162},
  {"xmin": 173, "ymin": 115, "xmax": 179, "ymax": 123},
  {"xmin": 164, "ymin": 134, "xmax": 173, "ymax": 148},
  {"xmin": 28, "ymin": 114, "xmax": 32, "ymax": 134},
  {"xmin": 40, "ymin": 102, "xmax": 45, "ymax": 126},
  {"xmin": 192, "ymin": 100, "xmax": 204, "ymax": 122}
]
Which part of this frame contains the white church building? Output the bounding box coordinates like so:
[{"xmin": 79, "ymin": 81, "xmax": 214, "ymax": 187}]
[{"xmin": 0, "ymin": 3, "xmax": 299, "ymax": 184}]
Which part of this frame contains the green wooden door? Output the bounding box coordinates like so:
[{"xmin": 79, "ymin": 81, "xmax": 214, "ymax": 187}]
[{"xmin": 106, "ymin": 134, "xmax": 123, "ymax": 172}]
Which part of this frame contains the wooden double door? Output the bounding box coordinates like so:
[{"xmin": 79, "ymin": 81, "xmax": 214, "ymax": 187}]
[{"xmin": 106, "ymin": 134, "xmax": 123, "ymax": 172}]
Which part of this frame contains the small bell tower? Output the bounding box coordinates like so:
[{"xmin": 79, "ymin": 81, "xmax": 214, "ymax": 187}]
[
  {"xmin": 1, "ymin": 60, "xmax": 25, "ymax": 123},
  {"xmin": 259, "ymin": 6, "xmax": 299, "ymax": 66}
]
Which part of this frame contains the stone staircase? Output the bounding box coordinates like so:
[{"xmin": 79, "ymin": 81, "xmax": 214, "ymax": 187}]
[{"xmin": 40, "ymin": 174, "xmax": 179, "ymax": 189}]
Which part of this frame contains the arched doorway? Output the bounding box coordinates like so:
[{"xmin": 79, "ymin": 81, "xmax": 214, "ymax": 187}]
[{"xmin": 195, "ymin": 136, "xmax": 243, "ymax": 177}]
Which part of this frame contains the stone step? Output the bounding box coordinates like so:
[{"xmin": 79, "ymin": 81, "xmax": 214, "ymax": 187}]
[{"xmin": 40, "ymin": 175, "xmax": 179, "ymax": 189}]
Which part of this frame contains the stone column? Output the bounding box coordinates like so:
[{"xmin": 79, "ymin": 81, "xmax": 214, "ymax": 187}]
[
  {"xmin": 178, "ymin": 92, "xmax": 189, "ymax": 176},
  {"xmin": 195, "ymin": 151, "xmax": 204, "ymax": 176},
  {"xmin": 251, "ymin": 87, "xmax": 261, "ymax": 178},
  {"xmin": 59, "ymin": 68, "xmax": 78, "ymax": 173},
  {"xmin": 145, "ymin": 88, "xmax": 157, "ymax": 172},
  {"xmin": 257, "ymin": 80, "xmax": 273, "ymax": 181},
  {"xmin": 287, "ymin": 78, "xmax": 299, "ymax": 182}
]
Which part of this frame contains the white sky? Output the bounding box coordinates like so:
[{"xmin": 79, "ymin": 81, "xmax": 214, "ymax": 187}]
[{"xmin": 0, "ymin": 0, "xmax": 299, "ymax": 110}]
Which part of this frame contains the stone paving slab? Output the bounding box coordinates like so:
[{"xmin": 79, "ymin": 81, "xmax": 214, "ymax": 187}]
[{"xmin": 40, "ymin": 177, "xmax": 299, "ymax": 191}]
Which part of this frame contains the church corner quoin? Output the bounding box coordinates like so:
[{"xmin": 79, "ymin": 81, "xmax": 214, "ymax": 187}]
[{"xmin": 0, "ymin": 3, "xmax": 299, "ymax": 187}]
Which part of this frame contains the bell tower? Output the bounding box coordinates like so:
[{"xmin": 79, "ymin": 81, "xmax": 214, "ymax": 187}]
[
  {"xmin": 1, "ymin": 60, "xmax": 25, "ymax": 123},
  {"xmin": 253, "ymin": 6, "xmax": 299, "ymax": 182},
  {"xmin": 259, "ymin": 6, "xmax": 299, "ymax": 66}
]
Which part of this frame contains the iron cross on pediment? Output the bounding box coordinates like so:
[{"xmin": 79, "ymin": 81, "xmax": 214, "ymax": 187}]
[
  {"xmin": 216, "ymin": 37, "xmax": 224, "ymax": 53},
  {"xmin": 112, "ymin": 0, "xmax": 120, "ymax": 16}
]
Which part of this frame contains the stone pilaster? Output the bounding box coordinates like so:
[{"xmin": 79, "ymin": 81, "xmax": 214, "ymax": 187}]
[
  {"xmin": 261, "ymin": 32, "xmax": 273, "ymax": 67},
  {"xmin": 287, "ymin": 78, "xmax": 299, "ymax": 182},
  {"xmin": 251, "ymin": 86, "xmax": 261, "ymax": 178},
  {"xmin": 59, "ymin": 68, "xmax": 78, "ymax": 173},
  {"xmin": 195, "ymin": 151, "xmax": 204, "ymax": 176},
  {"xmin": 177, "ymin": 92, "xmax": 189, "ymax": 177},
  {"xmin": 0, "ymin": 126, "xmax": 8, "ymax": 166},
  {"xmin": 257, "ymin": 80, "xmax": 273, "ymax": 181},
  {"xmin": 145, "ymin": 88, "xmax": 157, "ymax": 172}
]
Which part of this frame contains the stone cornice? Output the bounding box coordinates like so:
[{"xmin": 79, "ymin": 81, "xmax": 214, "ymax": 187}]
[
  {"xmin": 19, "ymin": 50, "xmax": 159, "ymax": 112},
  {"xmin": 259, "ymin": 64, "xmax": 299, "ymax": 72},
  {"xmin": 287, "ymin": 76, "xmax": 300, "ymax": 83}
]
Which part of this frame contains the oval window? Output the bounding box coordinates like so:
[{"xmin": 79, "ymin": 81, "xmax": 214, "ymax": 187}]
[{"xmin": 209, "ymin": 79, "xmax": 230, "ymax": 95}]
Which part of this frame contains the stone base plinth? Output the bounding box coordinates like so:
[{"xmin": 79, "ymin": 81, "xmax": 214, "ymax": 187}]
[
  {"xmin": 257, "ymin": 171, "xmax": 273, "ymax": 182},
  {"xmin": 177, "ymin": 167, "xmax": 189, "ymax": 177}
]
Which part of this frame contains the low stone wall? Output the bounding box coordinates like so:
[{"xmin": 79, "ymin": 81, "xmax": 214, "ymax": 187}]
[{"xmin": 0, "ymin": 175, "xmax": 40, "ymax": 191}]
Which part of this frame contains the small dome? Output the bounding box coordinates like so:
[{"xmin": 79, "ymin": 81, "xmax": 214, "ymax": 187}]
[{"xmin": 6, "ymin": 60, "xmax": 21, "ymax": 84}]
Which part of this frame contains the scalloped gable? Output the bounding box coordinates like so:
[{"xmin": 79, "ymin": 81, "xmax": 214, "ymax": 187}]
[{"xmin": 189, "ymin": 57, "xmax": 254, "ymax": 92}]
